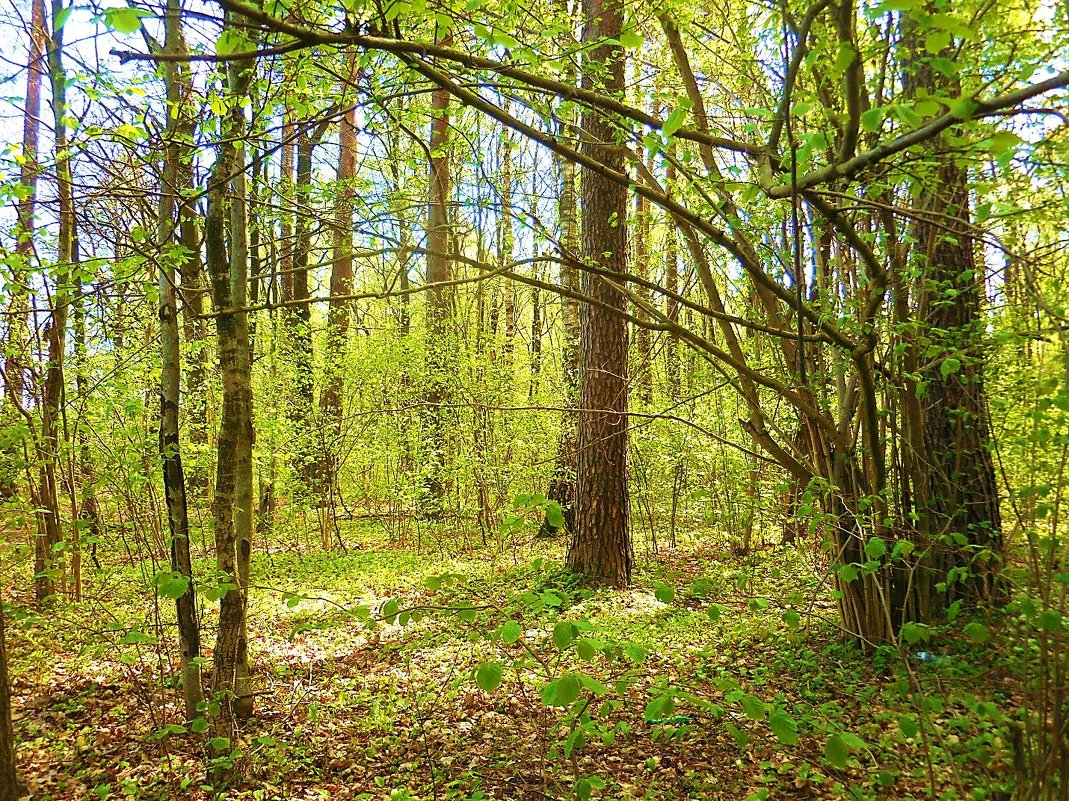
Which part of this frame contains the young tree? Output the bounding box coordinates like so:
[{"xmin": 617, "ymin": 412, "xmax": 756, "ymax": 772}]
[{"xmin": 157, "ymin": 0, "xmax": 203, "ymax": 719}]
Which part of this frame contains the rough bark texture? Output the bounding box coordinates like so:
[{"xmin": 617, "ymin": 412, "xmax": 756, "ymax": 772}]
[
  {"xmin": 565, "ymin": 0, "xmax": 632, "ymax": 588},
  {"xmin": 158, "ymin": 0, "xmax": 203, "ymax": 720},
  {"xmin": 204, "ymin": 79, "xmax": 253, "ymax": 732},
  {"xmin": 902, "ymin": 6, "xmax": 1002, "ymax": 615},
  {"xmin": 422, "ymin": 77, "xmax": 454, "ymax": 517}
]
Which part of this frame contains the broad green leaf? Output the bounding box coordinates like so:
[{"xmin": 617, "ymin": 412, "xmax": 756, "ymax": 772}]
[
  {"xmin": 781, "ymin": 610, "xmax": 801, "ymax": 630},
  {"xmin": 739, "ymin": 694, "xmax": 765, "ymax": 720},
  {"xmin": 654, "ymin": 584, "xmax": 675, "ymax": 604},
  {"xmin": 475, "ymin": 661, "xmax": 503, "ymax": 692},
  {"xmin": 963, "ymin": 621, "xmax": 989, "ymax": 643},
  {"xmin": 552, "ymin": 621, "xmax": 575, "ymax": 649},
  {"xmin": 499, "ymin": 620, "xmax": 522, "ymax": 644},
  {"xmin": 824, "ymin": 733, "xmax": 848, "ymax": 769},
  {"xmin": 865, "ymin": 537, "xmax": 887, "ymax": 561},
  {"xmin": 104, "ymin": 7, "xmax": 151, "ymax": 34},
  {"xmin": 662, "ymin": 101, "xmax": 692, "ymax": 138},
  {"xmin": 554, "ymin": 672, "xmax": 581, "ymax": 705},
  {"xmin": 769, "ymin": 710, "xmax": 798, "ymax": 745}
]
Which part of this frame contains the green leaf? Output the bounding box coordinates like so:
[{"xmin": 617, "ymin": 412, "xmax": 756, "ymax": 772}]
[
  {"xmin": 654, "ymin": 584, "xmax": 675, "ymax": 604},
  {"xmin": 865, "ymin": 538, "xmax": 887, "ymax": 561},
  {"xmin": 963, "ymin": 621, "xmax": 989, "ymax": 643},
  {"xmin": 104, "ymin": 7, "xmax": 151, "ymax": 34},
  {"xmin": 781, "ymin": 610, "xmax": 801, "ymax": 630},
  {"xmin": 824, "ymin": 733, "xmax": 848, "ymax": 769},
  {"xmin": 707, "ymin": 603, "xmax": 725, "ymax": 622},
  {"xmin": 644, "ymin": 693, "xmax": 674, "ymax": 721},
  {"xmin": 940, "ymin": 357, "xmax": 962, "ymax": 379},
  {"xmin": 1038, "ymin": 609, "xmax": 1063, "ymax": 632},
  {"xmin": 740, "ymin": 694, "xmax": 766, "ymax": 720},
  {"xmin": 662, "ymin": 100, "xmax": 692, "ymax": 138},
  {"xmin": 545, "ymin": 502, "xmax": 565, "ymax": 528},
  {"xmin": 618, "ymin": 29, "xmax": 643, "ymax": 48},
  {"xmin": 499, "ymin": 620, "xmax": 522, "ymax": 644},
  {"xmin": 575, "ymin": 638, "xmax": 598, "ymax": 661},
  {"xmin": 860, "ymin": 107, "xmax": 885, "ymax": 132},
  {"xmin": 900, "ymin": 621, "xmax": 931, "ymax": 645},
  {"xmin": 54, "ymin": 5, "xmax": 73, "ymax": 31},
  {"xmin": 949, "ymin": 94, "xmax": 979, "ymax": 120},
  {"xmin": 769, "ymin": 710, "xmax": 798, "ymax": 745},
  {"xmin": 156, "ymin": 572, "xmax": 190, "ymax": 600},
  {"xmin": 925, "ymin": 30, "xmax": 952, "ymax": 54},
  {"xmin": 190, "ymin": 717, "xmax": 210, "ymax": 734},
  {"xmin": 475, "ymin": 661, "xmax": 503, "ymax": 692},
  {"xmin": 577, "ymin": 673, "xmax": 608, "ymax": 696},
  {"xmin": 987, "ymin": 130, "xmax": 1022, "ymax": 157},
  {"xmin": 208, "ymin": 736, "xmax": 230, "ymax": 751},
  {"xmin": 554, "ymin": 672, "xmax": 582, "ymax": 706},
  {"xmin": 898, "ymin": 716, "xmax": 919, "ymax": 738},
  {"xmin": 552, "ymin": 621, "xmax": 575, "ymax": 650},
  {"xmin": 119, "ymin": 628, "xmax": 156, "ymax": 645}
]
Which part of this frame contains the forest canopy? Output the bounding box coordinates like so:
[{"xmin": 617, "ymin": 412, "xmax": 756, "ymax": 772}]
[{"xmin": 0, "ymin": 0, "xmax": 1067, "ymax": 797}]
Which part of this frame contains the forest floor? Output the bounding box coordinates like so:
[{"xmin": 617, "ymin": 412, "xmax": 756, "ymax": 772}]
[{"xmin": 7, "ymin": 519, "xmax": 1016, "ymax": 801}]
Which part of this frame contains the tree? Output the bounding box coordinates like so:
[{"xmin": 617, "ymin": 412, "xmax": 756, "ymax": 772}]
[
  {"xmin": 0, "ymin": 603, "xmax": 19, "ymax": 800},
  {"xmin": 157, "ymin": 0, "xmax": 203, "ymax": 719},
  {"xmin": 421, "ymin": 63, "xmax": 455, "ymax": 517},
  {"xmin": 565, "ymin": 0, "xmax": 632, "ymax": 588}
]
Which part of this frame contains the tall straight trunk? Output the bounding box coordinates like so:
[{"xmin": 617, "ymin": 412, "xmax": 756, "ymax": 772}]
[
  {"xmin": 0, "ymin": 604, "xmax": 19, "ymax": 799},
  {"xmin": 422, "ymin": 73, "xmax": 454, "ymax": 516},
  {"xmin": 205, "ymin": 37, "xmax": 255, "ymax": 734},
  {"xmin": 903, "ymin": 6, "xmax": 1002, "ymax": 614},
  {"xmin": 289, "ymin": 127, "xmax": 315, "ymax": 488},
  {"xmin": 498, "ymin": 133, "xmax": 517, "ymax": 362},
  {"xmin": 539, "ymin": 140, "xmax": 581, "ymax": 537},
  {"xmin": 174, "ymin": 44, "xmax": 208, "ymax": 479},
  {"xmin": 158, "ymin": 0, "xmax": 203, "ymax": 720},
  {"xmin": 632, "ymin": 173, "xmax": 653, "ymax": 405},
  {"xmin": 320, "ymin": 59, "xmax": 361, "ymax": 530},
  {"xmin": 664, "ymin": 160, "xmax": 681, "ymax": 398},
  {"xmin": 566, "ymin": 0, "xmax": 632, "ymax": 587},
  {"xmin": 34, "ymin": 0, "xmax": 75, "ymax": 606},
  {"xmin": 5, "ymin": 0, "xmax": 46, "ymax": 406},
  {"xmin": 226, "ymin": 48, "xmax": 255, "ymax": 724},
  {"xmin": 278, "ymin": 109, "xmax": 295, "ymax": 306}
]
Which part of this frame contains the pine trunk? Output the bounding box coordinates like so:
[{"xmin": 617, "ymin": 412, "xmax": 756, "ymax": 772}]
[{"xmin": 566, "ymin": 0, "xmax": 632, "ymax": 588}]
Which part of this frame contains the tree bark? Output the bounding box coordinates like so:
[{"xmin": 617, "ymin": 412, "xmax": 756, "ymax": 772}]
[
  {"xmin": 566, "ymin": 0, "xmax": 632, "ymax": 587},
  {"xmin": 0, "ymin": 604, "xmax": 20, "ymax": 800},
  {"xmin": 319, "ymin": 58, "xmax": 361, "ymax": 539},
  {"xmin": 422, "ymin": 65, "xmax": 454, "ymax": 517},
  {"xmin": 158, "ymin": 0, "xmax": 203, "ymax": 721}
]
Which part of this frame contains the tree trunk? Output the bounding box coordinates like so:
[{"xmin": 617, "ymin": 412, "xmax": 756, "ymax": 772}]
[
  {"xmin": 320, "ymin": 58, "xmax": 361, "ymax": 540},
  {"xmin": 422, "ymin": 71, "xmax": 454, "ymax": 517},
  {"xmin": 903, "ymin": 5, "xmax": 1002, "ymax": 614},
  {"xmin": 158, "ymin": 0, "xmax": 203, "ymax": 721},
  {"xmin": 0, "ymin": 604, "xmax": 20, "ymax": 800},
  {"xmin": 566, "ymin": 0, "xmax": 632, "ymax": 588},
  {"xmin": 204, "ymin": 41, "xmax": 254, "ymax": 733},
  {"xmin": 4, "ymin": 0, "xmax": 45, "ymax": 407},
  {"xmin": 538, "ymin": 138, "xmax": 580, "ymax": 538}
]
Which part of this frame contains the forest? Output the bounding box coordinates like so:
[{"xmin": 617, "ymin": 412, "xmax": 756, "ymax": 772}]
[{"xmin": 0, "ymin": 0, "xmax": 1066, "ymax": 797}]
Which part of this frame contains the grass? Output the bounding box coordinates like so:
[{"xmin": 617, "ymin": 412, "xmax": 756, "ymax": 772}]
[{"xmin": 4, "ymin": 518, "xmax": 1022, "ymax": 800}]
